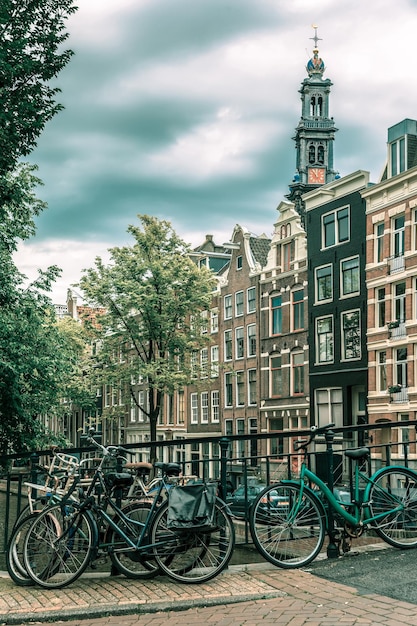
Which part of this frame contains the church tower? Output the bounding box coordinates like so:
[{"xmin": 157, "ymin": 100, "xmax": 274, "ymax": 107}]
[{"xmin": 287, "ymin": 27, "xmax": 338, "ymax": 217}]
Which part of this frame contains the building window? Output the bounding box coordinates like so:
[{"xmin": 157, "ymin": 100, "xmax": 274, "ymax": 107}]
[
  {"xmin": 200, "ymin": 348, "xmax": 208, "ymax": 378},
  {"xmin": 236, "ymin": 255, "xmax": 243, "ymax": 270},
  {"xmin": 316, "ymin": 315, "xmax": 333, "ymax": 363},
  {"xmin": 224, "ymin": 295, "xmax": 232, "ymax": 320},
  {"xmin": 395, "ymin": 347, "xmax": 408, "ymax": 387},
  {"xmin": 292, "ymin": 352, "xmax": 305, "ymax": 395},
  {"xmin": 211, "ymin": 345, "xmax": 219, "ymax": 377},
  {"xmin": 130, "ymin": 397, "xmax": 137, "ymax": 422},
  {"xmin": 390, "ymin": 137, "xmax": 405, "ymax": 177},
  {"xmin": 177, "ymin": 390, "xmax": 184, "ymax": 424},
  {"xmin": 247, "ymin": 324, "xmax": 256, "ymax": 356},
  {"xmin": 322, "ymin": 206, "xmax": 350, "ymax": 248},
  {"xmin": 270, "ymin": 355, "xmax": 282, "ymax": 397},
  {"xmin": 224, "ymin": 330, "xmax": 232, "ymax": 361},
  {"xmin": 375, "ymin": 222, "xmax": 384, "ymax": 263},
  {"xmin": 235, "ymin": 291, "xmax": 244, "ymax": 316},
  {"xmin": 399, "ymin": 414, "xmax": 410, "ymax": 456},
  {"xmin": 210, "ymin": 308, "xmax": 218, "ymax": 333},
  {"xmin": 315, "ymin": 388, "xmax": 343, "ymax": 428},
  {"xmin": 282, "ymin": 242, "xmax": 291, "ymax": 271},
  {"xmin": 315, "ymin": 265, "xmax": 332, "ymax": 302},
  {"xmin": 394, "ymin": 282, "xmax": 406, "ymax": 323},
  {"xmin": 341, "ymin": 310, "xmax": 361, "ymax": 360},
  {"xmin": 211, "ymin": 390, "xmax": 220, "ymax": 423},
  {"xmin": 191, "ymin": 393, "xmax": 198, "ymax": 423},
  {"xmin": 237, "ymin": 419, "xmax": 245, "ymax": 459},
  {"xmin": 377, "ymin": 287, "xmax": 386, "ymax": 328},
  {"xmin": 392, "ymin": 215, "xmax": 405, "ymax": 258},
  {"xmin": 378, "ymin": 351, "xmax": 387, "ymax": 392},
  {"xmin": 200, "ymin": 310, "xmax": 208, "ymax": 334},
  {"xmin": 271, "ymin": 295, "xmax": 282, "ymax": 334},
  {"xmin": 201, "ymin": 392, "xmax": 209, "ymax": 423},
  {"xmin": 248, "ymin": 369, "xmax": 257, "ymax": 405},
  {"xmin": 236, "ymin": 371, "xmax": 245, "ymax": 406},
  {"xmin": 414, "ymin": 210, "xmax": 417, "ymax": 251},
  {"xmin": 225, "ymin": 373, "xmax": 233, "ymax": 407},
  {"xmin": 138, "ymin": 390, "xmax": 146, "ymax": 422},
  {"xmin": 292, "ymin": 288, "xmax": 304, "ymax": 330},
  {"xmin": 235, "ymin": 327, "xmax": 244, "ymax": 359},
  {"xmin": 247, "ymin": 286, "xmax": 256, "ymax": 313},
  {"xmin": 341, "ymin": 256, "xmax": 359, "ymax": 297}
]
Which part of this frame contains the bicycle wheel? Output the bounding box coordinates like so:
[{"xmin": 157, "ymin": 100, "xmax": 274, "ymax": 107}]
[
  {"xmin": 6, "ymin": 512, "xmax": 47, "ymax": 586},
  {"xmin": 107, "ymin": 500, "xmax": 161, "ymax": 579},
  {"xmin": 23, "ymin": 503, "xmax": 96, "ymax": 589},
  {"xmin": 150, "ymin": 499, "xmax": 235, "ymax": 583},
  {"xmin": 250, "ymin": 483, "xmax": 326, "ymax": 569},
  {"xmin": 368, "ymin": 467, "xmax": 417, "ymax": 548}
]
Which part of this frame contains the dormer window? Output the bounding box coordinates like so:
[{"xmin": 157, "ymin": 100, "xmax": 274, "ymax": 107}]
[{"xmin": 390, "ymin": 137, "xmax": 405, "ymax": 177}]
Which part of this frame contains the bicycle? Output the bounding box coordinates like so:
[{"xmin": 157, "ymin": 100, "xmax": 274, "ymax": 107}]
[
  {"xmin": 6, "ymin": 450, "xmax": 89, "ymax": 587},
  {"xmin": 20, "ymin": 431, "xmax": 235, "ymax": 588},
  {"xmin": 249, "ymin": 423, "xmax": 417, "ymax": 568}
]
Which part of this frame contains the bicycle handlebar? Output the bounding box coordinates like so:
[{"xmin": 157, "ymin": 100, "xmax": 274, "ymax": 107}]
[
  {"xmin": 293, "ymin": 423, "xmax": 335, "ymax": 451},
  {"xmin": 86, "ymin": 429, "xmax": 133, "ymax": 459}
]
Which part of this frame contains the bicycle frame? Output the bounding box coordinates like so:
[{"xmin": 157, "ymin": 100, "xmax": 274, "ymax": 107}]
[
  {"xmin": 71, "ymin": 468, "xmax": 170, "ymax": 556},
  {"xmin": 283, "ymin": 461, "xmax": 408, "ymax": 529}
]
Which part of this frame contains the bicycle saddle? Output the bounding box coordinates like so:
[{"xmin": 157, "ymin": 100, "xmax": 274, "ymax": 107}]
[
  {"xmin": 344, "ymin": 447, "xmax": 369, "ymax": 460},
  {"xmin": 154, "ymin": 462, "xmax": 181, "ymax": 477}
]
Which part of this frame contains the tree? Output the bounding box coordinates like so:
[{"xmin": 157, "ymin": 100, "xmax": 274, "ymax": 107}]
[
  {"xmin": 0, "ymin": 0, "xmax": 77, "ymax": 177},
  {"xmin": 0, "ymin": 266, "xmax": 78, "ymax": 455},
  {"xmin": 79, "ymin": 215, "xmax": 216, "ymax": 448},
  {"xmin": 0, "ymin": 0, "xmax": 78, "ymax": 456}
]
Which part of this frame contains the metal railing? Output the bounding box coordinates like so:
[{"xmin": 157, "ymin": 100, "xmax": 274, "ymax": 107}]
[{"xmin": 1, "ymin": 421, "xmax": 417, "ymax": 564}]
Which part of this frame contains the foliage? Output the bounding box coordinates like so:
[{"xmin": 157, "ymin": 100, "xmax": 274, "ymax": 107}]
[
  {"xmin": 0, "ymin": 0, "xmax": 78, "ymax": 458},
  {"xmin": 0, "ymin": 0, "xmax": 77, "ymax": 177},
  {"xmin": 79, "ymin": 215, "xmax": 216, "ymax": 444},
  {"xmin": 0, "ymin": 267, "xmax": 65, "ymax": 455}
]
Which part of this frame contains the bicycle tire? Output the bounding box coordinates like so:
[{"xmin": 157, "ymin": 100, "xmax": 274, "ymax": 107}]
[
  {"xmin": 250, "ymin": 483, "xmax": 326, "ymax": 569},
  {"xmin": 368, "ymin": 467, "xmax": 417, "ymax": 548},
  {"xmin": 23, "ymin": 503, "xmax": 96, "ymax": 589},
  {"xmin": 6, "ymin": 512, "xmax": 46, "ymax": 586},
  {"xmin": 107, "ymin": 500, "xmax": 162, "ymax": 579},
  {"xmin": 150, "ymin": 499, "xmax": 235, "ymax": 583}
]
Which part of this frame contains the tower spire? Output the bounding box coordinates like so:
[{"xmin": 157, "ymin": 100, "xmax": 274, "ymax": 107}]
[
  {"xmin": 286, "ymin": 28, "xmax": 338, "ymax": 219},
  {"xmin": 310, "ymin": 24, "xmax": 322, "ymax": 50}
]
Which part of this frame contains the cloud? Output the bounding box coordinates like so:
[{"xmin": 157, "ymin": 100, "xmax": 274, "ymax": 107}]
[{"xmin": 13, "ymin": 0, "xmax": 417, "ymax": 303}]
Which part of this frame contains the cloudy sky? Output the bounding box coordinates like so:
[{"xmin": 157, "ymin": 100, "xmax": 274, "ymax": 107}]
[{"xmin": 13, "ymin": 0, "xmax": 417, "ymax": 303}]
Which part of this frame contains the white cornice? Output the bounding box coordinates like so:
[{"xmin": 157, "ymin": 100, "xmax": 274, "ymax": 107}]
[{"xmin": 303, "ymin": 170, "xmax": 370, "ymax": 211}]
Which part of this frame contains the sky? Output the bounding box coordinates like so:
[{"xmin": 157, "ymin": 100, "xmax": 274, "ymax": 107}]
[{"xmin": 13, "ymin": 0, "xmax": 417, "ymax": 304}]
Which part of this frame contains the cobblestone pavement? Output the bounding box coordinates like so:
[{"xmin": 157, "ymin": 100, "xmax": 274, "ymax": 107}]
[{"xmin": 2, "ymin": 554, "xmax": 417, "ymax": 626}]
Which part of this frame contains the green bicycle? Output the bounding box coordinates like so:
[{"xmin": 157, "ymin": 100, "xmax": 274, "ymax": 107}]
[{"xmin": 250, "ymin": 423, "xmax": 417, "ymax": 568}]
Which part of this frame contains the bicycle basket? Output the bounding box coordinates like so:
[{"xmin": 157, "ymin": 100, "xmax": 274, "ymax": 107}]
[{"xmin": 166, "ymin": 481, "xmax": 217, "ymax": 531}]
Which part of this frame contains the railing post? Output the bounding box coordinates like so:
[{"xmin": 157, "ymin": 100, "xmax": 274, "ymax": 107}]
[
  {"xmin": 325, "ymin": 428, "xmax": 340, "ymax": 559},
  {"xmin": 219, "ymin": 437, "xmax": 230, "ymax": 501}
]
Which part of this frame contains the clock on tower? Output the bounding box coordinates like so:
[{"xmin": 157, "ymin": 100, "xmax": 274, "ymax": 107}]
[{"xmin": 308, "ymin": 167, "xmax": 326, "ymax": 184}]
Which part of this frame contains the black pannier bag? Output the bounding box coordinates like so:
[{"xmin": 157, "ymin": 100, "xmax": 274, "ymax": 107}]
[
  {"xmin": 104, "ymin": 472, "xmax": 133, "ymax": 490},
  {"xmin": 167, "ymin": 481, "xmax": 217, "ymax": 531}
]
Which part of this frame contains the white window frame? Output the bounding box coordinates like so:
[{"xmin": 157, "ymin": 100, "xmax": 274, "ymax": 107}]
[
  {"xmin": 191, "ymin": 393, "xmax": 198, "ymax": 424},
  {"xmin": 247, "ymin": 286, "xmax": 256, "ymax": 313},
  {"xmin": 235, "ymin": 291, "xmax": 244, "ymax": 317},
  {"xmin": 224, "ymin": 294, "xmax": 232, "ymax": 320},
  {"xmin": 211, "ymin": 390, "xmax": 220, "ymax": 423},
  {"xmin": 340, "ymin": 255, "xmax": 360, "ymax": 298}
]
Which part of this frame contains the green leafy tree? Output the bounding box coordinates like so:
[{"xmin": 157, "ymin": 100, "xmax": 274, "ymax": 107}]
[
  {"xmin": 0, "ymin": 0, "xmax": 77, "ymax": 176},
  {"xmin": 79, "ymin": 215, "xmax": 216, "ymax": 448},
  {"xmin": 0, "ymin": 0, "xmax": 78, "ymax": 456}
]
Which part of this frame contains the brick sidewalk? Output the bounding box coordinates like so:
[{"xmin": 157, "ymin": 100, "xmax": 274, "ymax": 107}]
[{"xmin": 1, "ymin": 562, "xmax": 417, "ymax": 626}]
